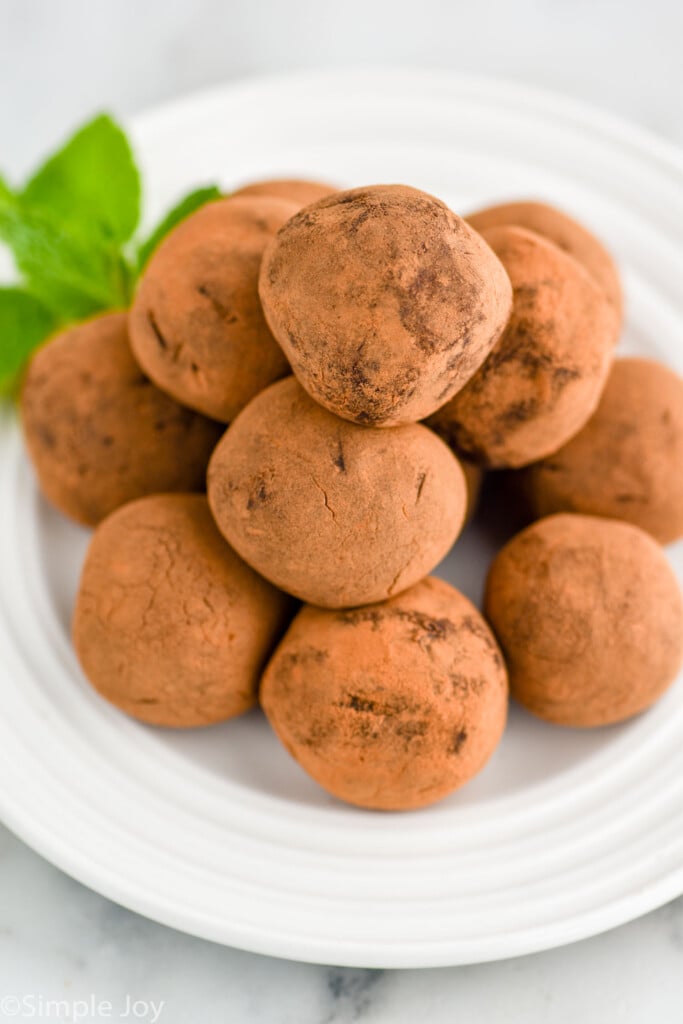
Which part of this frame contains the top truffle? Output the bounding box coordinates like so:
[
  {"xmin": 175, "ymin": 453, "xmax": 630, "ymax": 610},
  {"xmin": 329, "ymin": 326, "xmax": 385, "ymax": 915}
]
[{"xmin": 259, "ymin": 185, "xmax": 513, "ymax": 426}]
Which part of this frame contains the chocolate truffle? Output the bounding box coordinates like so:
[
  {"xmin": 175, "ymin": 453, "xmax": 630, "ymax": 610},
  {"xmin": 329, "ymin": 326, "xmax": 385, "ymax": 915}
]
[
  {"xmin": 485, "ymin": 514, "xmax": 683, "ymax": 727},
  {"xmin": 20, "ymin": 312, "xmax": 223, "ymax": 526},
  {"xmin": 231, "ymin": 178, "xmax": 336, "ymax": 207},
  {"xmin": 516, "ymin": 358, "xmax": 683, "ymax": 545},
  {"xmin": 428, "ymin": 226, "xmax": 616, "ymax": 468},
  {"xmin": 259, "ymin": 185, "xmax": 513, "ymax": 426},
  {"xmin": 129, "ymin": 195, "xmax": 298, "ymax": 422},
  {"xmin": 207, "ymin": 377, "xmax": 467, "ymax": 608},
  {"xmin": 73, "ymin": 494, "xmax": 293, "ymax": 727},
  {"xmin": 467, "ymin": 199, "xmax": 623, "ymax": 320},
  {"xmin": 261, "ymin": 576, "xmax": 508, "ymax": 810}
]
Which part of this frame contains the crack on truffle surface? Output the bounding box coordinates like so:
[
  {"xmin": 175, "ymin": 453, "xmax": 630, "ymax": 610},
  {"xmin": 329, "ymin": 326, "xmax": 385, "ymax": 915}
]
[{"xmin": 311, "ymin": 476, "xmax": 338, "ymax": 524}]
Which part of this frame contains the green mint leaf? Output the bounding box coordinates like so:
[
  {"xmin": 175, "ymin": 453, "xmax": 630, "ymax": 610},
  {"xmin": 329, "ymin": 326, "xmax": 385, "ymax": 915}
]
[
  {"xmin": 0, "ymin": 174, "xmax": 13, "ymax": 203},
  {"xmin": 24, "ymin": 279, "xmax": 107, "ymax": 323},
  {"xmin": 136, "ymin": 185, "xmax": 221, "ymax": 269},
  {"xmin": 0, "ymin": 287, "xmax": 57, "ymax": 396},
  {"xmin": 22, "ymin": 114, "xmax": 141, "ymax": 245},
  {"xmin": 0, "ymin": 198, "xmax": 132, "ymax": 320}
]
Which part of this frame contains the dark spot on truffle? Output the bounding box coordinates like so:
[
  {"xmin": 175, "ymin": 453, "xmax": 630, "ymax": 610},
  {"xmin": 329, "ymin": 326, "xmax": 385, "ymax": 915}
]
[
  {"xmin": 449, "ymin": 728, "xmax": 468, "ymax": 755},
  {"xmin": 342, "ymin": 693, "xmax": 409, "ymax": 716},
  {"xmin": 290, "ymin": 210, "xmax": 318, "ymax": 229},
  {"xmin": 395, "ymin": 718, "xmax": 429, "ymax": 743},
  {"xmin": 278, "ymin": 647, "xmax": 329, "ymax": 677},
  {"xmin": 338, "ymin": 607, "xmax": 458, "ymax": 649},
  {"xmin": 615, "ymin": 493, "xmax": 646, "ymax": 504},
  {"xmin": 247, "ymin": 476, "xmax": 269, "ymax": 511},
  {"xmin": 197, "ymin": 284, "xmax": 239, "ymax": 323},
  {"xmin": 346, "ymin": 207, "xmax": 373, "ymax": 234},
  {"xmin": 301, "ymin": 715, "xmax": 336, "ymax": 748},
  {"xmin": 449, "ymin": 672, "xmax": 471, "ymax": 695},
  {"xmin": 333, "ymin": 438, "xmax": 346, "ymax": 473},
  {"xmin": 403, "ymin": 611, "xmax": 454, "ymax": 645},
  {"xmin": 37, "ymin": 424, "xmax": 56, "ymax": 449},
  {"xmin": 552, "ymin": 366, "xmax": 581, "ymax": 388},
  {"xmin": 337, "ymin": 192, "xmax": 366, "ymax": 206},
  {"xmin": 337, "ymin": 608, "xmax": 385, "ymax": 630},
  {"xmin": 461, "ymin": 614, "xmax": 500, "ymax": 652},
  {"xmin": 499, "ymin": 398, "xmax": 540, "ymax": 427}
]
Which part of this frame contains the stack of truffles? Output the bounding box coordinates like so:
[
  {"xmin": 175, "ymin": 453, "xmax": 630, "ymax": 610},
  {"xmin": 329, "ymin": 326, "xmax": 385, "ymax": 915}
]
[{"xmin": 20, "ymin": 180, "xmax": 683, "ymax": 811}]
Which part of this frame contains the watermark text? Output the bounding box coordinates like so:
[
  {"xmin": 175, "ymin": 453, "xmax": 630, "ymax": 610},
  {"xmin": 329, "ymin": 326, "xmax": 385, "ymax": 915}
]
[{"xmin": 0, "ymin": 995, "xmax": 164, "ymax": 1022}]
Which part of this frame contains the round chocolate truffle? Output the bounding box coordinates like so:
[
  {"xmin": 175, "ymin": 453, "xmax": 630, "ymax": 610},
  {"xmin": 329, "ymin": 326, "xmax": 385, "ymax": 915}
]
[
  {"xmin": 73, "ymin": 494, "xmax": 293, "ymax": 727},
  {"xmin": 20, "ymin": 312, "xmax": 223, "ymax": 527},
  {"xmin": 485, "ymin": 514, "xmax": 683, "ymax": 727},
  {"xmin": 261, "ymin": 576, "xmax": 508, "ymax": 810},
  {"xmin": 207, "ymin": 377, "xmax": 467, "ymax": 608},
  {"xmin": 467, "ymin": 199, "xmax": 622, "ymax": 320},
  {"xmin": 428, "ymin": 226, "xmax": 616, "ymax": 468},
  {"xmin": 129, "ymin": 195, "xmax": 298, "ymax": 422},
  {"xmin": 231, "ymin": 178, "xmax": 336, "ymax": 207},
  {"xmin": 259, "ymin": 185, "xmax": 513, "ymax": 426},
  {"xmin": 516, "ymin": 358, "xmax": 683, "ymax": 545}
]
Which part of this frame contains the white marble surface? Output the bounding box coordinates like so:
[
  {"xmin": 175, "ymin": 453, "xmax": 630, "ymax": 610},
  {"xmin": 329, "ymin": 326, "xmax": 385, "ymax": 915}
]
[{"xmin": 1, "ymin": 0, "xmax": 682, "ymax": 1019}]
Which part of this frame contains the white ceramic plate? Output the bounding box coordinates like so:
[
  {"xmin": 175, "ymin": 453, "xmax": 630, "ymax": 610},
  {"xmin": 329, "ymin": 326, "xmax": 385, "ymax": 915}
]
[{"xmin": 1, "ymin": 70, "xmax": 683, "ymax": 969}]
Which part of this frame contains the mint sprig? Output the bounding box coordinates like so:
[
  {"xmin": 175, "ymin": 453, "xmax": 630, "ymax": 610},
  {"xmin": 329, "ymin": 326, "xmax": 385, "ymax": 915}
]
[
  {"xmin": 0, "ymin": 198, "xmax": 132, "ymax": 318},
  {"xmin": 0, "ymin": 113, "xmax": 221, "ymax": 396},
  {"xmin": 0, "ymin": 288, "xmax": 57, "ymax": 396},
  {"xmin": 22, "ymin": 114, "xmax": 141, "ymax": 245}
]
